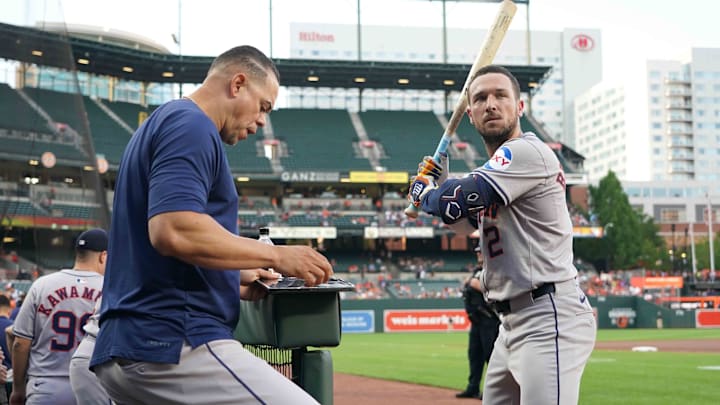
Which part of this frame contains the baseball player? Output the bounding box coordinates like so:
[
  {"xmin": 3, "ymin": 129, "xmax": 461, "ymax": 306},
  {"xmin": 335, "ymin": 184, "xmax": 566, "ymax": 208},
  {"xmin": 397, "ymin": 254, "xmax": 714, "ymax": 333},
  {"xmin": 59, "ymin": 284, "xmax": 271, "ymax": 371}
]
[
  {"xmin": 68, "ymin": 297, "xmax": 109, "ymax": 405},
  {"xmin": 456, "ymin": 247, "xmax": 499, "ymax": 400},
  {"xmin": 90, "ymin": 45, "xmax": 332, "ymax": 405},
  {"xmin": 409, "ymin": 65, "xmax": 596, "ymax": 405},
  {"xmin": 10, "ymin": 228, "xmax": 106, "ymax": 405}
]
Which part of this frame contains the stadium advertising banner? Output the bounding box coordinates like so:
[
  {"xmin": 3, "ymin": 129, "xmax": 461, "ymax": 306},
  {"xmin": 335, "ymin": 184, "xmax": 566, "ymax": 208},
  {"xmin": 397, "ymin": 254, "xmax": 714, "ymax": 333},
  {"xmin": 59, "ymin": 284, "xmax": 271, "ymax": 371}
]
[
  {"xmin": 0, "ymin": 215, "xmax": 98, "ymax": 230},
  {"xmin": 269, "ymin": 226, "xmax": 337, "ymax": 239},
  {"xmin": 280, "ymin": 171, "xmax": 340, "ymax": 183},
  {"xmin": 572, "ymin": 226, "xmax": 604, "ymax": 238},
  {"xmin": 341, "ymin": 310, "xmax": 375, "ymax": 333},
  {"xmin": 364, "ymin": 226, "xmax": 434, "ymax": 239},
  {"xmin": 607, "ymin": 307, "xmax": 637, "ymax": 329},
  {"xmin": 348, "ymin": 171, "xmax": 409, "ymax": 184},
  {"xmin": 695, "ymin": 310, "xmax": 720, "ymax": 328},
  {"xmin": 383, "ymin": 309, "xmax": 470, "ymax": 332},
  {"xmin": 630, "ymin": 276, "xmax": 684, "ymax": 289}
]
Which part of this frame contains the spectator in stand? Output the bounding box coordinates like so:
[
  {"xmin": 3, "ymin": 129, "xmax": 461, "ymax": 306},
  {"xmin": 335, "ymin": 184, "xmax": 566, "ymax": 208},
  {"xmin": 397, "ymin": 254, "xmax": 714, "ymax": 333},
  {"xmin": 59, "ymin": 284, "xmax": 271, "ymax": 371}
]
[
  {"xmin": 9, "ymin": 292, "xmax": 24, "ymax": 321},
  {"xmin": 0, "ymin": 296, "xmax": 12, "ymax": 365},
  {"xmin": 0, "ymin": 295, "xmax": 12, "ymax": 403}
]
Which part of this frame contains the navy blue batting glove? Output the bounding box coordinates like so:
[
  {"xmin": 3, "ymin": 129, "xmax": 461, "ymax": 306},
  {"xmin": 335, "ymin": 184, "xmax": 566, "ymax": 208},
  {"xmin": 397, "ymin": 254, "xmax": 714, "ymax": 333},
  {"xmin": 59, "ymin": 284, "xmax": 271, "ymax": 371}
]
[{"xmin": 407, "ymin": 175, "xmax": 438, "ymax": 208}]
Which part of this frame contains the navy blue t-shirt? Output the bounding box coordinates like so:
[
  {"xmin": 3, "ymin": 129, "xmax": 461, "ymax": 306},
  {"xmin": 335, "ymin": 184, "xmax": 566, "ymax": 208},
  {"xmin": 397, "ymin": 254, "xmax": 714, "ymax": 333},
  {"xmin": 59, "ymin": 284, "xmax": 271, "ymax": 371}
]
[
  {"xmin": 91, "ymin": 99, "xmax": 240, "ymax": 366},
  {"xmin": 0, "ymin": 315, "xmax": 12, "ymax": 369}
]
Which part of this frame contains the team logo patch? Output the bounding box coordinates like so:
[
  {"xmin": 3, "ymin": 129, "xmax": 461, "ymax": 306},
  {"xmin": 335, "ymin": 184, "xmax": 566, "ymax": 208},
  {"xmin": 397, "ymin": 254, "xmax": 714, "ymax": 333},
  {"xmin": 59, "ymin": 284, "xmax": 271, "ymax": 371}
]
[{"xmin": 483, "ymin": 146, "xmax": 513, "ymax": 171}]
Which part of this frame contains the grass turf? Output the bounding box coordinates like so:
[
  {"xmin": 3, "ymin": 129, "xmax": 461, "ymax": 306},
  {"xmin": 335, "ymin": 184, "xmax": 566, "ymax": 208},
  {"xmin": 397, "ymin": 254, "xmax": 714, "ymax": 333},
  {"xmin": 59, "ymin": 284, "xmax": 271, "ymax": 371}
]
[{"xmin": 328, "ymin": 329, "xmax": 720, "ymax": 404}]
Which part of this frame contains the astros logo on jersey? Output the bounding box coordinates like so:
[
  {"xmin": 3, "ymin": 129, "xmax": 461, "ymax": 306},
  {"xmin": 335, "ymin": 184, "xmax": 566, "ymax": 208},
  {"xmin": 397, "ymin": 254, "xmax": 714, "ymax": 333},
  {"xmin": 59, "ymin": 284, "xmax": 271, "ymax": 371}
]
[{"xmin": 483, "ymin": 146, "xmax": 513, "ymax": 171}]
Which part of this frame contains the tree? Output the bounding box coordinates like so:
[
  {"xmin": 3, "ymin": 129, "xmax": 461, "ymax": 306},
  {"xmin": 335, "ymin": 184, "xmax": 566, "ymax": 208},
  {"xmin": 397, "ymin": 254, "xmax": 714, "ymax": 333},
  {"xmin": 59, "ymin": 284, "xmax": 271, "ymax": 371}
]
[
  {"xmin": 692, "ymin": 232, "xmax": 720, "ymax": 272},
  {"xmin": 581, "ymin": 171, "xmax": 664, "ymax": 270},
  {"xmin": 636, "ymin": 213, "xmax": 666, "ymax": 269}
]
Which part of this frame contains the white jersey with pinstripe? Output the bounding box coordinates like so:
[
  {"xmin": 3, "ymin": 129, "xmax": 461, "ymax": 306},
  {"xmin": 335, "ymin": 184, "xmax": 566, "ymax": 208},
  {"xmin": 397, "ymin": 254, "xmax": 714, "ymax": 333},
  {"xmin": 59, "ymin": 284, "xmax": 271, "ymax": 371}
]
[
  {"xmin": 13, "ymin": 269, "xmax": 103, "ymax": 377},
  {"xmin": 471, "ymin": 132, "xmax": 576, "ymax": 302}
]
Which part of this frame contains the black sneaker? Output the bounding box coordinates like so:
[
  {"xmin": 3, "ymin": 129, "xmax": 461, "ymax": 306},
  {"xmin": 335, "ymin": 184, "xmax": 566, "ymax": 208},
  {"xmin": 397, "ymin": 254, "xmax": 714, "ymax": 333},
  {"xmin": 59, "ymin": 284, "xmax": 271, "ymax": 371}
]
[{"xmin": 455, "ymin": 390, "xmax": 481, "ymax": 399}]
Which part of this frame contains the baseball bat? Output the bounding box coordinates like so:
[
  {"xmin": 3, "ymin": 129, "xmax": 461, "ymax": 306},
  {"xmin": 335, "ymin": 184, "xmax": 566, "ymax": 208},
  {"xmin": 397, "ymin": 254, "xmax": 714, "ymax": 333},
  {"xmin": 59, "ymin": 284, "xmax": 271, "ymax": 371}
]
[{"xmin": 404, "ymin": 0, "xmax": 517, "ymax": 218}]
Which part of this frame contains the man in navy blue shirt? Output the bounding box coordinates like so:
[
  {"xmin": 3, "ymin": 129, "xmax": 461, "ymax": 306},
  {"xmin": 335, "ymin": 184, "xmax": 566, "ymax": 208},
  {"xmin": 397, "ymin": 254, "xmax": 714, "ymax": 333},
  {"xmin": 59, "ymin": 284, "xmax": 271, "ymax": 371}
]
[
  {"xmin": 91, "ymin": 45, "xmax": 333, "ymax": 405},
  {"xmin": 0, "ymin": 295, "xmax": 11, "ymax": 402}
]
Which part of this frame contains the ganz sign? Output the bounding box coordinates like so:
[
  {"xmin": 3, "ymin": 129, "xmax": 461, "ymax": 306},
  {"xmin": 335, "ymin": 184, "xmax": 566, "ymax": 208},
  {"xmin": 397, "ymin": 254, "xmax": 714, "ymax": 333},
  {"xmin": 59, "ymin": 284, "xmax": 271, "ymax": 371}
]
[
  {"xmin": 280, "ymin": 171, "xmax": 340, "ymax": 183},
  {"xmin": 571, "ymin": 34, "xmax": 595, "ymax": 52}
]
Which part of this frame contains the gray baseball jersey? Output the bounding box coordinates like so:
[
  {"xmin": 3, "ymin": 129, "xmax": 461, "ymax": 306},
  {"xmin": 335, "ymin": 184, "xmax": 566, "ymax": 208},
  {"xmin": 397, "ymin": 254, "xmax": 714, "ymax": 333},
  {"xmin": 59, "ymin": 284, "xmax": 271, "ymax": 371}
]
[
  {"xmin": 74, "ymin": 297, "xmax": 100, "ymax": 357},
  {"xmin": 13, "ymin": 269, "xmax": 103, "ymax": 377},
  {"xmin": 472, "ymin": 132, "xmax": 577, "ymax": 301},
  {"xmin": 70, "ymin": 298, "xmax": 111, "ymax": 405}
]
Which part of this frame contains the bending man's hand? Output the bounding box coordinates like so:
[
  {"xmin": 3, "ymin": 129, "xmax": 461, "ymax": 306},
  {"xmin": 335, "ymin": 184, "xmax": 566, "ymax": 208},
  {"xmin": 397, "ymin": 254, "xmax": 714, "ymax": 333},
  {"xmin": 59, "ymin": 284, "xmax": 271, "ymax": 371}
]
[
  {"xmin": 274, "ymin": 246, "xmax": 333, "ymax": 286},
  {"xmin": 239, "ymin": 268, "xmax": 280, "ymax": 301},
  {"xmin": 240, "ymin": 268, "xmax": 279, "ymax": 286}
]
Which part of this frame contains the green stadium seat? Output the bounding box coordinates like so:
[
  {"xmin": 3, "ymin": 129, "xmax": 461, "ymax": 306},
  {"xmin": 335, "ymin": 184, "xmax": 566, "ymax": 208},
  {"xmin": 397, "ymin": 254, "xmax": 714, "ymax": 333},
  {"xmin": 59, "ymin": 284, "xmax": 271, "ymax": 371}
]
[
  {"xmin": 360, "ymin": 111, "xmax": 443, "ymax": 172},
  {"xmin": 272, "ymin": 109, "xmax": 372, "ymax": 171},
  {"xmin": 83, "ymin": 97, "xmax": 133, "ymax": 165},
  {"xmin": 0, "ymin": 84, "xmax": 51, "ymax": 134}
]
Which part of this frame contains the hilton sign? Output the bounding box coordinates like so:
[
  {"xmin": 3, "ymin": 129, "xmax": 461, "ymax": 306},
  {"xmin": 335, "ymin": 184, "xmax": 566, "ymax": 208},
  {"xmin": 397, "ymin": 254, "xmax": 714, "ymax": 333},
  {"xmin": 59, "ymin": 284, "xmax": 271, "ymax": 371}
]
[
  {"xmin": 299, "ymin": 32, "xmax": 335, "ymax": 42},
  {"xmin": 571, "ymin": 34, "xmax": 595, "ymax": 52}
]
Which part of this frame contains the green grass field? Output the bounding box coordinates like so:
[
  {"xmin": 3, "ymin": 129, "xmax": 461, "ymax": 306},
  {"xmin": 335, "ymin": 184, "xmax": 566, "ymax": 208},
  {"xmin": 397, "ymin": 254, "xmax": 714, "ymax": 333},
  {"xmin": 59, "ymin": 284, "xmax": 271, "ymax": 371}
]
[{"xmin": 328, "ymin": 329, "xmax": 720, "ymax": 404}]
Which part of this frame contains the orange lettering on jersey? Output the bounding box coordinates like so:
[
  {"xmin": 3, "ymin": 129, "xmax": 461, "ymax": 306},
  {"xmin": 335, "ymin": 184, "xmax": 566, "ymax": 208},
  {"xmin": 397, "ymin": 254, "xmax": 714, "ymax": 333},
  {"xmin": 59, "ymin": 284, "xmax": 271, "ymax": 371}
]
[
  {"xmin": 37, "ymin": 304, "xmax": 52, "ymax": 316},
  {"xmin": 47, "ymin": 295, "xmax": 60, "ymax": 307},
  {"xmin": 481, "ymin": 203, "xmax": 499, "ymax": 219},
  {"xmin": 70, "ymin": 286, "xmax": 79, "ymax": 298},
  {"xmin": 82, "ymin": 287, "xmax": 97, "ymax": 300},
  {"xmin": 556, "ymin": 172, "xmax": 566, "ymax": 190},
  {"xmin": 55, "ymin": 287, "xmax": 68, "ymax": 301}
]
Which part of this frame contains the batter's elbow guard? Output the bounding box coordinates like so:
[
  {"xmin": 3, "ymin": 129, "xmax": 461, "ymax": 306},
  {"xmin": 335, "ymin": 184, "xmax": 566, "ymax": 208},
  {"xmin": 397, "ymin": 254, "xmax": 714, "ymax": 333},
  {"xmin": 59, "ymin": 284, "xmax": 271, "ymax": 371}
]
[{"xmin": 421, "ymin": 176, "xmax": 486, "ymax": 224}]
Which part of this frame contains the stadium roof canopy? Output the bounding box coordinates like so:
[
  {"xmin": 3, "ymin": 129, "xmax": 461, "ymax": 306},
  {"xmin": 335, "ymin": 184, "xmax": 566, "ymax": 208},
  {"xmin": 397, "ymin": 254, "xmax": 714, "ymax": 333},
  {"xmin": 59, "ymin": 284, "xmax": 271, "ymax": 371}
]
[{"xmin": 0, "ymin": 22, "xmax": 551, "ymax": 93}]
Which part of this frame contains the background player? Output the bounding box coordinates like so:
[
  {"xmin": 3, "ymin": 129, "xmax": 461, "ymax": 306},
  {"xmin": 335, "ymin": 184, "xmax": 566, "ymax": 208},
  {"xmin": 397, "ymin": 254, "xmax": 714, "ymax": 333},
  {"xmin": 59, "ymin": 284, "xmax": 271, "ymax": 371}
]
[
  {"xmin": 90, "ymin": 45, "xmax": 332, "ymax": 405},
  {"xmin": 68, "ymin": 298, "xmax": 106, "ymax": 405},
  {"xmin": 456, "ymin": 247, "xmax": 499, "ymax": 400},
  {"xmin": 70, "ymin": 267, "xmax": 277, "ymax": 405},
  {"xmin": 409, "ymin": 65, "xmax": 596, "ymax": 405},
  {"xmin": 0, "ymin": 295, "xmax": 13, "ymax": 403},
  {"xmin": 10, "ymin": 228, "xmax": 106, "ymax": 405}
]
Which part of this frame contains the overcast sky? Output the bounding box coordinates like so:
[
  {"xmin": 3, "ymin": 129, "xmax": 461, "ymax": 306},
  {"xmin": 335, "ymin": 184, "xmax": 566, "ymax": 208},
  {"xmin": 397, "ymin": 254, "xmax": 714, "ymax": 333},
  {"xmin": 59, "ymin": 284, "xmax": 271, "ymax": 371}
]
[{"xmin": 3, "ymin": 0, "xmax": 719, "ymax": 83}]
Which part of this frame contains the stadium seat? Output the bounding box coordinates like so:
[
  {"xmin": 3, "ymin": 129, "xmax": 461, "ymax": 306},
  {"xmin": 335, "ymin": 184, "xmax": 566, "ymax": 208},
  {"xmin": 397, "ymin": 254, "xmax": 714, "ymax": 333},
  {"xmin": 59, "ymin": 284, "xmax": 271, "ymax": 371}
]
[{"xmin": 272, "ymin": 109, "xmax": 372, "ymax": 171}]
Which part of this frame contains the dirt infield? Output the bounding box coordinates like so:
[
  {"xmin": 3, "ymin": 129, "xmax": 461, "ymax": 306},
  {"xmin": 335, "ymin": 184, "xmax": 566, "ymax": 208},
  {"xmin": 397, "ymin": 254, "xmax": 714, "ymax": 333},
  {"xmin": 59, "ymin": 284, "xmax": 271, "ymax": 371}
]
[
  {"xmin": 333, "ymin": 339, "xmax": 720, "ymax": 404},
  {"xmin": 334, "ymin": 373, "xmax": 469, "ymax": 405}
]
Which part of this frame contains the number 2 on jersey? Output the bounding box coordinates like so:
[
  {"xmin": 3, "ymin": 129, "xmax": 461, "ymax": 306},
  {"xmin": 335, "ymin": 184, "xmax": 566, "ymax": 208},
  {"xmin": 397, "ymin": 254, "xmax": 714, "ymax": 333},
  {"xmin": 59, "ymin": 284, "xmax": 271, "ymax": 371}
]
[
  {"xmin": 51, "ymin": 310, "xmax": 92, "ymax": 351},
  {"xmin": 483, "ymin": 225, "xmax": 504, "ymax": 258}
]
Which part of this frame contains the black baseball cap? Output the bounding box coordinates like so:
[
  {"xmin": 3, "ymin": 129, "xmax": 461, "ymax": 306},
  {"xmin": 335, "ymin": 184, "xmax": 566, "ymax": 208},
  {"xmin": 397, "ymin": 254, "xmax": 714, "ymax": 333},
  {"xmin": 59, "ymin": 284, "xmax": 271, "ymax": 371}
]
[{"xmin": 75, "ymin": 228, "xmax": 108, "ymax": 252}]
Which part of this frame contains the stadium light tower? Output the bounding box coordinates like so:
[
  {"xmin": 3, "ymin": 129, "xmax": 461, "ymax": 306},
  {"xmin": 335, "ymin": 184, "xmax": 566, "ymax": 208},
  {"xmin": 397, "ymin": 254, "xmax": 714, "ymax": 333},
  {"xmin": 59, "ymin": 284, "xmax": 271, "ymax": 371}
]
[
  {"xmin": 434, "ymin": 0, "xmax": 531, "ymax": 65},
  {"xmin": 708, "ymin": 193, "xmax": 715, "ymax": 278},
  {"xmin": 173, "ymin": 0, "xmax": 183, "ymax": 97}
]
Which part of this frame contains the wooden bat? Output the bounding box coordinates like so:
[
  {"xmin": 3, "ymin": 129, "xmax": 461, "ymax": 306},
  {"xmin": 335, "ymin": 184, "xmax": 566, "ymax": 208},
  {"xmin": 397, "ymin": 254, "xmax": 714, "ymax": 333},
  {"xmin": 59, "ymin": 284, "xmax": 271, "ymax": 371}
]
[{"xmin": 404, "ymin": 0, "xmax": 518, "ymax": 218}]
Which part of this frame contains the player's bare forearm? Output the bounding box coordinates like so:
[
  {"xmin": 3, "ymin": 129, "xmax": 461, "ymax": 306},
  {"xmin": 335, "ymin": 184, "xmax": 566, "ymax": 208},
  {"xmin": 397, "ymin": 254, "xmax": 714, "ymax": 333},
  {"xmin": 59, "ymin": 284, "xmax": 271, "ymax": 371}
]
[
  {"xmin": 149, "ymin": 211, "xmax": 279, "ymax": 270},
  {"xmin": 10, "ymin": 335, "xmax": 31, "ymax": 395},
  {"xmin": 4, "ymin": 325, "xmax": 13, "ymax": 362},
  {"xmin": 148, "ymin": 211, "xmax": 332, "ymax": 286}
]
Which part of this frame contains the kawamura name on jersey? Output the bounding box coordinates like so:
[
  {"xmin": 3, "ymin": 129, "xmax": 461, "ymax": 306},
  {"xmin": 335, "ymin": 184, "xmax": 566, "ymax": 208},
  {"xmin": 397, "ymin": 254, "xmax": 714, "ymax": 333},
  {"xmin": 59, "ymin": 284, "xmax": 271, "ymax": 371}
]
[{"xmin": 37, "ymin": 285, "xmax": 102, "ymax": 317}]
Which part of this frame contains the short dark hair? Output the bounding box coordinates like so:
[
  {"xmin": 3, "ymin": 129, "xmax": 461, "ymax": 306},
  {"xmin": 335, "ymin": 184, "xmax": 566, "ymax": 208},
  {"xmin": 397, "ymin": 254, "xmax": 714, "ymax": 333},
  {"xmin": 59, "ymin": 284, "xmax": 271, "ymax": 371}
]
[
  {"xmin": 468, "ymin": 65, "xmax": 521, "ymax": 100},
  {"xmin": 209, "ymin": 45, "xmax": 280, "ymax": 83},
  {"xmin": 75, "ymin": 249, "xmax": 101, "ymax": 261},
  {"xmin": 0, "ymin": 295, "xmax": 10, "ymax": 308}
]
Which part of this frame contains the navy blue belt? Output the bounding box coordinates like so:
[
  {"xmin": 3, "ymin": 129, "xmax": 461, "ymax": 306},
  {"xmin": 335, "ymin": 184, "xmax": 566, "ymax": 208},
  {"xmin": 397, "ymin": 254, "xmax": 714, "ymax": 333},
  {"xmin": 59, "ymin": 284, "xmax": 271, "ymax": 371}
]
[{"xmin": 492, "ymin": 283, "xmax": 556, "ymax": 314}]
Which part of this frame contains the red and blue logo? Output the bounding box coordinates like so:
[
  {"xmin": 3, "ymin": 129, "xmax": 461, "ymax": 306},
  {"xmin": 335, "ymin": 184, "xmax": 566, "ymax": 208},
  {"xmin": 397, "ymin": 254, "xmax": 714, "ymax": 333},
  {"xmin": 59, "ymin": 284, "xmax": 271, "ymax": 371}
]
[{"xmin": 483, "ymin": 146, "xmax": 513, "ymax": 171}]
